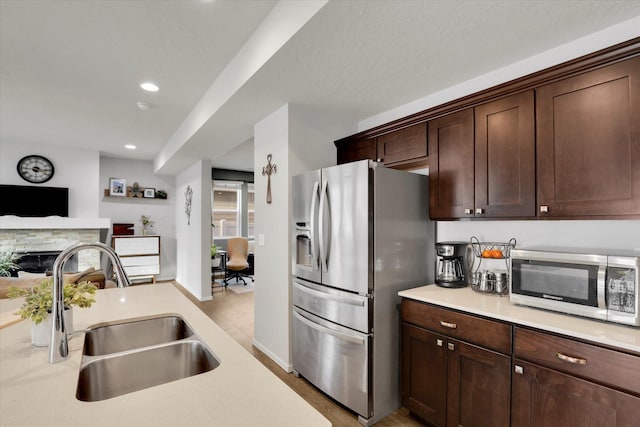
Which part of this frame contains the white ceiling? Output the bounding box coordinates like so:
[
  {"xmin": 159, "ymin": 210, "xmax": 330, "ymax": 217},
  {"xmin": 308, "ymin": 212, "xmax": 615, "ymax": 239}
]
[{"xmin": 2, "ymin": 0, "xmax": 640, "ymax": 174}]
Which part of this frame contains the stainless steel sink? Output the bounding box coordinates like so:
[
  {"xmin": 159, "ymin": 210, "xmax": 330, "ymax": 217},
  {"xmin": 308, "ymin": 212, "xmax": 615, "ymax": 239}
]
[
  {"xmin": 82, "ymin": 314, "xmax": 195, "ymax": 356},
  {"xmin": 77, "ymin": 341, "xmax": 219, "ymax": 402},
  {"xmin": 76, "ymin": 314, "xmax": 220, "ymax": 402}
]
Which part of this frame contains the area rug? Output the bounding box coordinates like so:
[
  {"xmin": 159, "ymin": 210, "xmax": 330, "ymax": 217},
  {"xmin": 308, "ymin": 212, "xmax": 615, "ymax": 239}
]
[{"xmin": 226, "ymin": 280, "xmax": 254, "ymax": 294}]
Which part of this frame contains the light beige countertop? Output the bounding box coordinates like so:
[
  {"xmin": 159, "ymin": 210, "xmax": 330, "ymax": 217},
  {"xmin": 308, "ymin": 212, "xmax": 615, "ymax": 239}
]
[
  {"xmin": 0, "ymin": 283, "xmax": 330, "ymax": 427},
  {"xmin": 399, "ymin": 285, "xmax": 640, "ymax": 354}
]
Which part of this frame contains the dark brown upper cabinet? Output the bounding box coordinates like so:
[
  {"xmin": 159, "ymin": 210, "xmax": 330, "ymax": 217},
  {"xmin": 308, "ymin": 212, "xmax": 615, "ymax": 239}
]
[
  {"xmin": 475, "ymin": 91, "xmax": 535, "ymax": 218},
  {"xmin": 336, "ymin": 123, "xmax": 427, "ymax": 167},
  {"xmin": 428, "ymin": 109, "xmax": 475, "ymax": 219},
  {"xmin": 335, "ymin": 38, "xmax": 640, "ymax": 219},
  {"xmin": 536, "ymin": 56, "xmax": 640, "ymax": 217},
  {"xmin": 336, "ymin": 136, "xmax": 377, "ymax": 165},
  {"xmin": 376, "ymin": 122, "xmax": 427, "ymax": 166},
  {"xmin": 430, "ymin": 90, "xmax": 536, "ymax": 219}
]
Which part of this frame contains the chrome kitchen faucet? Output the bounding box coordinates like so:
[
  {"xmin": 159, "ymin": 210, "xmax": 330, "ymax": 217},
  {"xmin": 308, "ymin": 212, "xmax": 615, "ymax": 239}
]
[{"xmin": 49, "ymin": 242, "xmax": 131, "ymax": 364}]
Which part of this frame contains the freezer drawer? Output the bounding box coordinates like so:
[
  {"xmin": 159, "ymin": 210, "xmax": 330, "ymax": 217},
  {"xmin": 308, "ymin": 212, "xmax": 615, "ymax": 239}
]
[
  {"xmin": 292, "ymin": 307, "xmax": 372, "ymax": 418},
  {"xmin": 293, "ymin": 279, "xmax": 371, "ymax": 333}
]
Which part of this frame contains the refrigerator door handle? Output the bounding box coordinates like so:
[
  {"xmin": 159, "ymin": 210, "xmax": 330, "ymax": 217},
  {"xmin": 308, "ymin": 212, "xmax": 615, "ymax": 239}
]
[
  {"xmin": 309, "ymin": 181, "xmax": 320, "ymax": 270},
  {"xmin": 293, "ymin": 308, "xmax": 365, "ymax": 345},
  {"xmin": 294, "ymin": 281, "xmax": 365, "ymax": 306},
  {"xmin": 318, "ymin": 178, "xmax": 329, "ymax": 272}
]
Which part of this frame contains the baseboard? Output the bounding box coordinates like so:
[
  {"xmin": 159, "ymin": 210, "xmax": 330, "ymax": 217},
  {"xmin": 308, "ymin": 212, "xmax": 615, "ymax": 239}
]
[{"xmin": 252, "ymin": 338, "xmax": 293, "ymax": 373}]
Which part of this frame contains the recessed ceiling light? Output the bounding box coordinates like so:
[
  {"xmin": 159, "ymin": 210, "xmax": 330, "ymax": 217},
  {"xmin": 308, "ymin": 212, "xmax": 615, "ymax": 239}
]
[
  {"xmin": 140, "ymin": 82, "xmax": 159, "ymax": 92},
  {"xmin": 136, "ymin": 101, "xmax": 152, "ymax": 111},
  {"xmin": 125, "ymin": 144, "xmax": 137, "ymax": 150}
]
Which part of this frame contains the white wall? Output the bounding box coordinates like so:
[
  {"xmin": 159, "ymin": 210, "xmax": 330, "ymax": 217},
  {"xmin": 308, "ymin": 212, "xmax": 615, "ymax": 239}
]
[
  {"xmin": 438, "ymin": 220, "xmax": 640, "ymax": 254},
  {"xmin": 253, "ymin": 104, "xmax": 335, "ymax": 371},
  {"xmin": 0, "ymin": 140, "xmax": 100, "ymax": 218},
  {"xmin": 99, "ymin": 157, "xmax": 176, "ymax": 281},
  {"xmin": 175, "ymin": 159, "xmax": 212, "ymax": 301}
]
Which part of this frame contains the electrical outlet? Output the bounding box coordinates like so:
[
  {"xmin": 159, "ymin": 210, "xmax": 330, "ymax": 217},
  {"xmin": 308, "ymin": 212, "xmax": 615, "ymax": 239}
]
[{"xmin": 258, "ymin": 234, "xmax": 265, "ymax": 246}]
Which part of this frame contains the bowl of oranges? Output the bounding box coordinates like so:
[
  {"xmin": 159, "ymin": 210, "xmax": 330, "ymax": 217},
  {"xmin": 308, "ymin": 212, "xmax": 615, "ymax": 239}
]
[{"xmin": 470, "ymin": 236, "xmax": 517, "ymax": 260}]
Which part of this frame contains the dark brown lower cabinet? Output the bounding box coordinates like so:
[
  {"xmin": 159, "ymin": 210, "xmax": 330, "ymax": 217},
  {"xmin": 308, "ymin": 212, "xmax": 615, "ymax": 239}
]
[
  {"xmin": 402, "ymin": 323, "xmax": 511, "ymax": 427},
  {"xmin": 402, "ymin": 324, "xmax": 447, "ymax": 426},
  {"xmin": 512, "ymin": 360, "xmax": 640, "ymax": 427}
]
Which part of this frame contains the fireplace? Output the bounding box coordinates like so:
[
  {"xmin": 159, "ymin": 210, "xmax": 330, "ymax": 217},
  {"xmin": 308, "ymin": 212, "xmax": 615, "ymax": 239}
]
[
  {"xmin": 12, "ymin": 251, "xmax": 78, "ymax": 277},
  {"xmin": 0, "ymin": 223, "xmax": 107, "ymax": 272}
]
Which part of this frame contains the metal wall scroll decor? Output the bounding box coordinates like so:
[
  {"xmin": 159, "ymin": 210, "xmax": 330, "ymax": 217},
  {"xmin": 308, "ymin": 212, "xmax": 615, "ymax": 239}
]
[
  {"xmin": 184, "ymin": 185, "xmax": 193, "ymax": 225},
  {"xmin": 262, "ymin": 153, "xmax": 277, "ymax": 204}
]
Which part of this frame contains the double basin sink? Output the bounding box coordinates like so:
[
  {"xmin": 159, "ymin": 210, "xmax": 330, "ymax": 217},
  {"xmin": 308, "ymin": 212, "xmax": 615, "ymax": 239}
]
[{"xmin": 76, "ymin": 314, "xmax": 220, "ymax": 402}]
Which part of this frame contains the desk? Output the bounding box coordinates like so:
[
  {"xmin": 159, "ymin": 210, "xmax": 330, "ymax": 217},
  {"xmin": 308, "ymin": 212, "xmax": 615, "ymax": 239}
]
[{"xmin": 211, "ymin": 251, "xmax": 227, "ymax": 287}]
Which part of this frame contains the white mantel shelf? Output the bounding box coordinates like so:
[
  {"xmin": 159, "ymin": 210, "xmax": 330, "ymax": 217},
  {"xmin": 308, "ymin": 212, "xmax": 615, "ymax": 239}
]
[{"xmin": 0, "ymin": 216, "xmax": 110, "ymax": 230}]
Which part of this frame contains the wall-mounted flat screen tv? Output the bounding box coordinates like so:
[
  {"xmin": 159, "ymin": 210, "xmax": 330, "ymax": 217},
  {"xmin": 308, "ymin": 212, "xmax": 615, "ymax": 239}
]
[{"xmin": 0, "ymin": 184, "xmax": 69, "ymax": 217}]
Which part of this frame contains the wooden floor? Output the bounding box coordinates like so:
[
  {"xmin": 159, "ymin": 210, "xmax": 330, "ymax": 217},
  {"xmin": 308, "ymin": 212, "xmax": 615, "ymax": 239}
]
[{"xmin": 173, "ymin": 281, "xmax": 425, "ymax": 427}]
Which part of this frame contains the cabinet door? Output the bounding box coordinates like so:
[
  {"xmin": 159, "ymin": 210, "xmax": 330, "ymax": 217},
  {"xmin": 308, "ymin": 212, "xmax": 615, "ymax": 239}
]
[
  {"xmin": 377, "ymin": 123, "xmax": 427, "ymax": 165},
  {"xmin": 336, "ymin": 137, "xmax": 377, "ymax": 165},
  {"xmin": 446, "ymin": 339, "xmax": 511, "ymax": 427},
  {"xmin": 536, "ymin": 56, "xmax": 640, "ymax": 217},
  {"xmin": 428, "ymin": 109, "xmax": 475, "ymax": 219},
  {"xmin": 512, "ymin": 359, "xmax": 640, "ymax": 427},
  {"xmin": 402, "ymin": 323, "xmax": 447, "ymax": 427},
  {"xmin": 475, "ymin": 91, "xmax": 535, "ymax": 217}
]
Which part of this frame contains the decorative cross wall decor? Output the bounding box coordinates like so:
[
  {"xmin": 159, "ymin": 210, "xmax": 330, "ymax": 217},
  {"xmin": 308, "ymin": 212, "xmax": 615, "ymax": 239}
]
[
  {"xmin": 262, "ymin": 153, "xmax": 277, "ymax": 204},
  {"xmin": 184, "ymin": 185, "xmax": 193, "ymax": 225}
]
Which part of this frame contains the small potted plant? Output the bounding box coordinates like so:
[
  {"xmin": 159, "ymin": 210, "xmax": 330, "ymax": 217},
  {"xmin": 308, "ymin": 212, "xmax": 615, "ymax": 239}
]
[
  {"xmin": 140, "ymin": 214, "xmax": 154, "ymax": 235},
  {"xmin": 0, "ymin": 251, "xmax": 21, "ymax": 277},
  {"xmin": 7, "ymin": 279, "xmax": 97, "ymax": 346},
  {"xmin": 211, "ymin": 244, "xmax": 221, "ymax": 268}
]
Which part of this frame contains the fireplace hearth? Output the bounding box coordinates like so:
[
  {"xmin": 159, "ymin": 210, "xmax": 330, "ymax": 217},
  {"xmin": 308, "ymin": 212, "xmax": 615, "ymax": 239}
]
[{"xmin": 13, "ymin": 251, "xmax": 78, "ymax": 277}]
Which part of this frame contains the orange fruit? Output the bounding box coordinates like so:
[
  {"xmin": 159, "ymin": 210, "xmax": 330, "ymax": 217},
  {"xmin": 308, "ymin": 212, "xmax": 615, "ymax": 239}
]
[
  {"xmin": 482, "ymin": 249, "xmax": 492, "ymax": 258},
  {"xmin": 490, "ymin": 249, "xmax": 503, "ymax": 258}
]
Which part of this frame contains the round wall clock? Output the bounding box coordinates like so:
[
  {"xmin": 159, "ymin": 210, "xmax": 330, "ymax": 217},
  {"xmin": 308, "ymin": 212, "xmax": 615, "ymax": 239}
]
[{"xmin": 17, "ymin": 155, "xmax": 55, "ymax": 184}]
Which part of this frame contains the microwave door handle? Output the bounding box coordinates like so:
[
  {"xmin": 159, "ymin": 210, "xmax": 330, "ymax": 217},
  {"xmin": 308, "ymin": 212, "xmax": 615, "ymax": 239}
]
[
  {"xmin": 293, "ymin": 309, "xmax": 365, "ymax": 345},
  {"xmin": 309, "ymin": 181, "xmax": 320, "ymax": 270},
  {"xmin": 598, "ymin": 265, "xmax": 607, "ymax": 308},
  {"xmin": 318, "ymin": 179, "xmax": 329, "ymax": 272}
]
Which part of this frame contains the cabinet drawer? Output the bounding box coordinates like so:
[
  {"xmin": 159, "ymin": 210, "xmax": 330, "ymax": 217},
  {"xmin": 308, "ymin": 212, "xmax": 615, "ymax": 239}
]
[
  {"xmin": 124, "ymin": 265, "xmax": 159, "ymax": 276},
  {"xmin": 113, "ymin": 236, "xmax": 160, "ymax": 255},
  {"xmin": 120, "ymin": 255, "xmax": 159, "ymax": 267},
  {"xmin": 401, "ymin": 299, "xmax": 512, "ymax": 354},
  {"xmin": 514, "ymin": 327, "xmax": 640, "ymax": 396}
]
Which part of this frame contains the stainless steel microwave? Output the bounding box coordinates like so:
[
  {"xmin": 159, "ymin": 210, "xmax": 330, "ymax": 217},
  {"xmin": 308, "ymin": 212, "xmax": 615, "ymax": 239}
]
[{"xmin": 510, "ymin": 248, "xmax": 639, "ymax": 327}]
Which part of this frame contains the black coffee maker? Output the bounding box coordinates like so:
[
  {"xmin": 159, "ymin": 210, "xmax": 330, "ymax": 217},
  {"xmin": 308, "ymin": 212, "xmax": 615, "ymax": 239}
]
[{"xmin": 435, "ymin": 241, "xmax": 471, "ymax": 288}]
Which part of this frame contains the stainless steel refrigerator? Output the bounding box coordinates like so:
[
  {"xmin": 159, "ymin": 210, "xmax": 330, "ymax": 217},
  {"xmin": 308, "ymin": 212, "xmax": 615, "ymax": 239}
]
[{"xmin": 291, "ymin": 159, "xmax": 434, "ymax": 426}]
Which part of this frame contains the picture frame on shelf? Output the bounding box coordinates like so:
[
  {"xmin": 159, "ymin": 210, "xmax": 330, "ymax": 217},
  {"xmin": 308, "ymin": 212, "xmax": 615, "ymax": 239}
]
[
  {"xmin": 144, "ymin": 188, "xmax": 156, "ymax": 198},
  {"xmin": 109, "ymin": 178, "xmax": 126, "ymax": 196}
]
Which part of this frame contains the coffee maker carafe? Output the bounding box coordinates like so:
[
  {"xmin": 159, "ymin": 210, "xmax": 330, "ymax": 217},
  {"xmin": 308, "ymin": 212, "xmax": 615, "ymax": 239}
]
[{"xmin": 435, "ymin": 241, "xmax": 470, "ymax": 288}]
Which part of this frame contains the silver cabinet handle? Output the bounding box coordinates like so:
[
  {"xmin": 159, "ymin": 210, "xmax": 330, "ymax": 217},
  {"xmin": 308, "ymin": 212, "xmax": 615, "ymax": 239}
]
[
  {"xmin": 539, "ymin": 205, "xmax": 549, "ymax": 213},
  {"xmin": 447, "ymin": 342, "xmax": 455, "ymax": 351},
  {"xmin": 464, "ymin": 208, "xmax": 472, "ymax": 215},
  {"xmin": 556, "ymin": 352, "xmax": 587, "ymax": 365},
  {"xmin": 436, "ymin": 339, "xmax": 443, "ymax": 347},
  {"xmin": 514, "ymin": 365, "xmax": 524, "ymax": 375},
  {"xmin": 475, "ymin": 208, "xmax": 484, "ymax": 215},
  {"xmin": 439, "ymin": 321, "xmax": 457, "ymax": 329}
]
